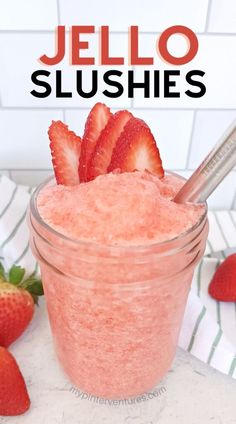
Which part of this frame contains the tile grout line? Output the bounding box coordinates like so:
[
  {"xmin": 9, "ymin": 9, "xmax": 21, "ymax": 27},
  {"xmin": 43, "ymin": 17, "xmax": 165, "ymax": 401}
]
[
  {"xmin": 9, "ymin": 169, "xmax": 53, "ymax": 172},
  {"xmin": 204, "ymin": 0, "xmax": 213, "ymax": 32},
  {"xmin": 185, "ymin": 110, "xmax": 197, "ymax": 169},
  {"xmin": 130, "ymin": 66, "xmax": 135, "ymax": 109},
  {"xmin": 1, "ymin": 107, "xmax": 236, "ymax": 111},
  {"xmin": 3, "ymin": 168, "xmax": 198, "ymax": 172},
  {"xmin": 56, "ymin": 0, "xmax": 61, "ymax": 25},
  {"xmin": 0, "ymin": 106, "xmax": 123, "ymax": 111},
  {"xmin": 0, "ymin": 30, "xmax": 236, "ymax": 36}
]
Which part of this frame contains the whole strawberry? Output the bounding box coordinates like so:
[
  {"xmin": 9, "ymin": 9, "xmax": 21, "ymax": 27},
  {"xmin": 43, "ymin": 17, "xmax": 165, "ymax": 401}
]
[
  {"xmin": 208, "ymin": 254, "xmax": 236, "ymax": 302},
  {"xmin": 0, "ymin": 346, "xmax": 30, "ymax": 415},
  {"xmin": 0, "ymin": 262, "xmax": 43, "ymax": 347}
]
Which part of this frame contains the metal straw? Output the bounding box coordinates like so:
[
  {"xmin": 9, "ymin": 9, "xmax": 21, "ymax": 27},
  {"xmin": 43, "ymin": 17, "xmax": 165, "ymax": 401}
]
[{"xmin": 174, "ymin": 120, "xmax": 236, "ymax": 204}]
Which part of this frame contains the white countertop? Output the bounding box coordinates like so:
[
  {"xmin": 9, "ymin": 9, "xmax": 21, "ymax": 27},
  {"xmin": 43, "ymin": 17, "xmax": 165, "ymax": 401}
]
[{"xmin": 1, "ymin": 299, "xmax": 236, "ymax": 424}]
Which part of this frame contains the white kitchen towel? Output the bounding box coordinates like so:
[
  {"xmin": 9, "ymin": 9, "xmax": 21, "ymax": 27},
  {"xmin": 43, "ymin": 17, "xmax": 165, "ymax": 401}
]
[{"xmin": 0, "ymin": 174, "xmax": 235, "ymax": 379}]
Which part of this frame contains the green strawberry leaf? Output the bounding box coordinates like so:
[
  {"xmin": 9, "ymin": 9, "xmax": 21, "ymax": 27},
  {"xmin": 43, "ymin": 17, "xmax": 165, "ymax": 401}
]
[
  {"xmin": 20, "ymin": 277, "xmax": 44, "ymax": 305},
  {"xmin": 9, "ymin": 265, "xmax": 25, "ymax": 285},
  {"xmin": 27, "ymin": 279, "xmax": 44, "ymax": 296},
  {"xmin": 30, "ymin": 293, "xmax": 39, "ymax": 305},
  {"xmin": 20, "ymin": 277, "xmax": 44, "ymax": 296},
  {"xmin": 0, "ymin": 262, "xmax": 6, "ymax": 280},
  {"xmin": 0, "ymin": 260, "xmax": 43, "ymax": 304}
]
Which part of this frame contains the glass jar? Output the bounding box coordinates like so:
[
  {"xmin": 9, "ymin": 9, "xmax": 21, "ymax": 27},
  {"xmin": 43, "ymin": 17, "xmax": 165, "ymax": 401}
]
[{"xmin": 28, "ymin": 175, "xmax": 208, "ymax": 400}]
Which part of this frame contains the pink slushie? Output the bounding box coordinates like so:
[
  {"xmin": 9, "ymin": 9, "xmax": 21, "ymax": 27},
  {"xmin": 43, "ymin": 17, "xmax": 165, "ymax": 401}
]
[{"xmin": 29, "ymin": 171, "xmax": 208, "ymax": 398}]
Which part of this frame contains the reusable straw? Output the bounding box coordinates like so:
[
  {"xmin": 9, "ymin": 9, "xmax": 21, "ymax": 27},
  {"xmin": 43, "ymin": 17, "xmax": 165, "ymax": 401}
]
[{"xmin": 174, "ymin": 120, "xmax": 236, "ymax": 204}]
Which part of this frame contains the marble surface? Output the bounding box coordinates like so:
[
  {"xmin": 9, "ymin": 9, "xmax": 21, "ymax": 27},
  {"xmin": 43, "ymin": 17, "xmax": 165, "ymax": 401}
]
[{"xmin": 1, "ymin": 299, "xmax": 236, "ymax": 424}]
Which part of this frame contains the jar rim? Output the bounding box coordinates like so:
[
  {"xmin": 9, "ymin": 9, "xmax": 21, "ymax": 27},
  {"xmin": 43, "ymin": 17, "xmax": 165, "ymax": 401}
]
[{"xmin": 29, "ymin": 172, "xmax": 208, "ymax": 252}]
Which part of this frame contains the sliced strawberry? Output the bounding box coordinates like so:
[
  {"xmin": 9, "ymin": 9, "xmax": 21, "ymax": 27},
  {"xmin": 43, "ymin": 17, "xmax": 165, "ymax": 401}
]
[
  {"xmin": 88, "ymin": 110, "xmax": 132, "ymax": 181},
  {"xmin": 79, "ymin": 103, "xmax": 112, "ymax": 182},
  {"xmin": 0, "ymin": 347, "xmax": 30, "ymax": 416},
  {"xmin": 108, "ymin": 117, "xmax": 164, "ymax": 178},
  {"xmin": 48, "ymin": 121, "xmax": 81, "ymax": 186},
  {"xmin": 208, "ymin": 254, "xmax": 236, "ymax": 302}
]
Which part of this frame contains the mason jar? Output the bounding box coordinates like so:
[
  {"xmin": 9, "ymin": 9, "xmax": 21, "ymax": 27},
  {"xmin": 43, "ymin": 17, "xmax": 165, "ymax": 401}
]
[{"xmin": 28, "ymin": 175, "xmax": 208, "ymax": 399}]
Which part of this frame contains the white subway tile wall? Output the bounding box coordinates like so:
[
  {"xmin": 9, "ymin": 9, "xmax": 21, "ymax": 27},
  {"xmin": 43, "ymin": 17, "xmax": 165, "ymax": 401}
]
[
  {"xmin": 0, "ymin": 0, "xmax": 235, "ymax": 209},
  {"xmin": 189, "ymin": 111, "xmax": 236, "ymax": 168},
  {"xmin": 59, "ymin": 0, "xmax": 209, "ymax": 32},
  {"xmin": 208, "ymin": 0, "xmax": 236, "ymax": 33},
  {"xmin": 0, "ymin": 0, "xmax": 58, "ymax": 30},
  {"xmin": 0, "ymin": 110, "xmax": 63, "ymax": 169}
]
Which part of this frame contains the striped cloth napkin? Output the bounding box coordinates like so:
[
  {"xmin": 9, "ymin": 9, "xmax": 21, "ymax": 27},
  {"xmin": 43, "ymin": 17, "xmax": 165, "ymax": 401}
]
[{"xmin": 0, "ymin": 174, "xmax": 235, "ymax": 379}]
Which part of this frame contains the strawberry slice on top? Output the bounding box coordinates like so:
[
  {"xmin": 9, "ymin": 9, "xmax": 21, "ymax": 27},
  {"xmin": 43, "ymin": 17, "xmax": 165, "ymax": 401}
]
[
  {"xmin": 88, "ymin": 110, "xmax": 132, "ymax": 181},
  {"xmin": 79, "ymin": 102, "xmax": 112, "ymax": 182},
  {"xmin": 108, "ymin": 117, "xmax": 164, "ymax": 178},
  {"xmin": 48, "ymin": 121, "xmax": 81, "ymax": 186}
]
